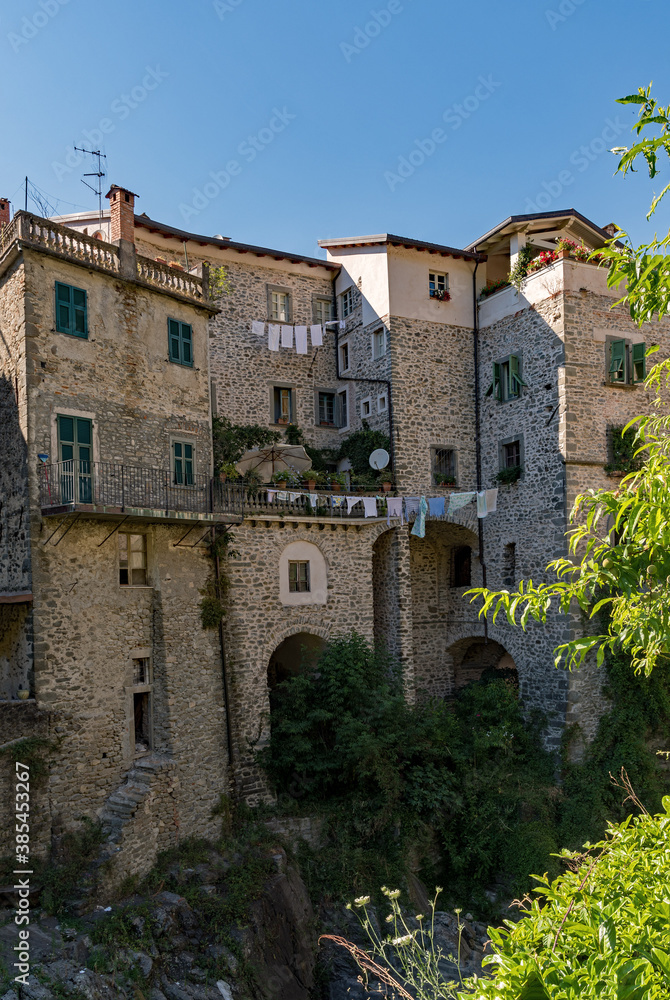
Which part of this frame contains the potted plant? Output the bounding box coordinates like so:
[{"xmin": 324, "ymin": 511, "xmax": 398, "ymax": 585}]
[
  {"xmin": 494, "ymin": 466, "xmax": 523, "ymax": 485},
  {"xmin": 304, "ymin": 469, "xmax": 325, "ymax": 491},
  {"xmin": 17, "ymin": 689, "xmax": 30, "ymax": 700},
  {"xmin": 434, "ymin": 473, "xmax": 456, "ymax": 487},
  {"xmin": 329, "ymin": 472, "xmax": 346, "ymax": 492},
  {"xmin": 381, "ymin": 476, "xmax": 393, "ymax": 492},
  {"xmin": 272, "ymin": 469, "xmax": 292, "ymax": 485},
  {"xmin": 218, "ymin": 462, "xmax": 238, "ymax": 483},
  {"xmin": 429, "ymin": 289, "xmax": 451, "ymax": 301}
]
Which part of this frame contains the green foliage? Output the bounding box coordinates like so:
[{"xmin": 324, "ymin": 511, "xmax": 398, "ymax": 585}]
[
  {"xmin": 604, "ymin": 424, "xmax": 644, "ymax": 474},
  {"xmin": 508, "ymin": 244, "xmax": 535, "ymax": 289},
  {"xmin": 212, "ymin": 415, "xmax": 280, "ymax": 469},
  {"xmin": 337, "ymin": 423, "xmax": 391, "ymax": 478},
  {"xmin": 209, "ymin": 265, "xmax": 232, "ymax": 298},
  {"xmin": 199, "ymin": 590, "xmax": 225, "ymax": 629},
  {"xmin": 0, "ymin": 735, "xmax": 59, "ymax": 787},
  {"xmin": 38, "ymin": 817, "xmax": 106, "ymax": 915},
  {"xmin": 494, "ymin": 466, "xmax": 522, "ymax": 486},
  {"xmin": 479, "ymin": 278, "xmax": 510, "ymax": 300}
]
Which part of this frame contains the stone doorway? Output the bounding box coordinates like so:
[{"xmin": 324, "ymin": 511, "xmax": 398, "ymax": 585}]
[{"xmin": 267, "ymin": 632, "xmax": 326, "ymax": 707}]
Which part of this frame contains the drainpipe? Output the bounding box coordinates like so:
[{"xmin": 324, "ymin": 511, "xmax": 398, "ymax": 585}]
[
  {"xmin": 330, "ymin": 275, "xmax": 396, "ymax": 478},
  {"xmin": 472, "ymin": 257, "xmax": 488, "ymax": 641},
  {"xmin": 212, "ymin": 528, "xmax": 235, "ymax": 790}
]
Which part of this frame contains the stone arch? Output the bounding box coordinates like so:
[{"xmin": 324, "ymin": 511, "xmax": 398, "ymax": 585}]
[
  {"xmin": 267, "ymin": 631, "xmax": 327, "ymax": 691},
  {"xmin": 448, "ymin": 636, "xmax": 519, "ymax": 692}
]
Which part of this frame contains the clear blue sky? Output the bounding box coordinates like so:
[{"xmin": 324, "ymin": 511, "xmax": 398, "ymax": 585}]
[{"xmin": 4, "ymin": 0, "xmax": 669, "ymax": 258}]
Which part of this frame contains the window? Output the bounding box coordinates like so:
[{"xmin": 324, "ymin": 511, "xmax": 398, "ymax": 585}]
[
  {"xmin": 173, "ymin": 441, "xmax": 194, "ymax": 484},
  {"xmin": 119, "ymin": 533, "xmax": 147, "ymax": 586},
  {"xmin": 486, "ymin": 355, "xmax": 526, "ymax": 401},
  {"xmin": 55, "ymin": 282, "xmax": 88, "ymax": 338},
  {"xmin": 339, "ymin": 341, "xmax": 350, "ymax": 372},
  {"xmin": 133, "ymin": 657, "xmax": 151, "ymax": 685},
  {"xmin": 313, "ymin": 298, "xmax": 334, "ymax": 325},
  {"xmin": 433, "ymin": 448, "xmax": 455, "ymax": 484},
  {"xmin": 361, "ymin": 397, "xmax": 372, "ymax": 418},
  {"xmin": 273, "ymin": 386, "xmax": 294, "ymax": 424},
  {"xmin": 289, "ymin": 561, "xmax": 310, "ymax": 593},
  {"xmin": 341, "ymin": 287, "xmax": 354, "ymax": 318},
  {"xmin": 377, "ymin": 393, "xmax": 388, "ymax": 413},
  {"xmin": 608, "ymin": 339, "xmax": 646, "ymax": 384},
  {"xmin": 267, "ymin": 285, "xmax": 292, "ymax": 322},
  {"xmin": 453, "ymin": 546, "xmax": 471, "ymax": 587},
  {"xmin": 318, "ymin": 391, "xmax": 335, "ymax": 426},
  {"xmin": 503, "ymin": 440, "xmax": 521, "ymax": 468},
  {"xmin": 168, "ymin": 318, "xmax": 193, "ymax": 367},
  {"xmin": 372, "ymin": 328, "xmax": 386, "ymax": 360},
  {"xmin": 338, "ymin": 389, "xmax": 348, "ymax": 429},
  {"xmin": 429, "ymin": 272, "xmax": 449, "ymax": 298}
]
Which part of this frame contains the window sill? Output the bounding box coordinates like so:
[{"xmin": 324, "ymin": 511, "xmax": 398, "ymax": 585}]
[
  {"xmin": 57, "ymin": 330, "xmax": 89, "ymax": 339},
  {"xmin": 119, "ymin": 585, "xmax": 153, "ymax": 590},
  {"xmin": 169, "ymin": 360, "xmax": 194, "ymax": 368},
  {"xmin": 604, "ymin": 381, "xmax": 639, "ymax": 390}
]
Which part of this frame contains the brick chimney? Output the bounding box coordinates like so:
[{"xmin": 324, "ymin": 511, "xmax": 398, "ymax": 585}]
[
  {"xmin": 105, "ymin": 185, "xmax": 138, "ymax": 245},
  {"xmin": 602, "ymin": 222, "xmax": 618, "ymax": 238},
  {"xmin": 0, "ymin": 198, "xmax": 9, "ymax": 228}
]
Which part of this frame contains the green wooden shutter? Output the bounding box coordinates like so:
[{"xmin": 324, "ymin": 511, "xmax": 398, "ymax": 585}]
[
  {"xmin": 181, "ymin": 323, "xmax": 193, "ymax": 365},
  {"xmin": 173, "ymin": 441, "xmax": 183, "ymax": 483},
  {"xmin": 632, "ymin": 342, "xmax": 646, "ymax": 382},
  {"xmin": 72, "ymin": 288, "xmax": 87, "ymax": 336},
  {"xmin": 609, "ymin": 339, "xmax": 626, "ymax": 382},
  {"xmin": 183, "ymin": 443, "xmax": 194, "ymax": 484},
  {"xmin": 55, "ymin": 282, "xmax": 72, "ymax": 333},
  {"xmin": 168, "ymin": 319, "xmax": 181, "ymax": 362},
  {"xmin": 485, "ymin": 362, "xmax": 502, "ymax": 399},
  {"xmin": 510, "ymin": 355, "xmax": 528, "ymax": 395}
]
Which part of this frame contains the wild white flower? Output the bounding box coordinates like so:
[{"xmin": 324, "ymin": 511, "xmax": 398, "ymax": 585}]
[
  {"xmin": 391, "ymin": 933, "xmax": 414, "ymax": 946},
  {"xmin": 353, "ymin": 895, "xmax": 371, "ymax": 907}
]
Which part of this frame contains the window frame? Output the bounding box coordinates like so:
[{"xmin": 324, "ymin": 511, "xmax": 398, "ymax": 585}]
[
  {"xmin": 288, "ymin": 560, "xmax": 310, "ymax": 594},
  {"xmin": 486, "ymin": 353, "xmax": 527, "ymax": 402},
  {"xmin": 606, "ymin": 336, "xmax": 646, "ymax": 385},
  {"xmin": 372, "ymin": 327, "xmax": 387, "ymax": 360},
  {"xmin": 341, "ymin": 286, "xmax": 354, "ymax": 318},
  {"xmin": 498, "ymin": 434, "xmax": 524, "ymax": 475},
  {"xmin": 339, "ymin": 340, "xmax": 351, "ymax": 373},
  {"xmin": 272, "ymin": 385, "xmax": 295, "ymax": 424},
  {"xmin": 337, "ymin": 388, "xmax": 349, "ymax": 431},
  {"xmin": 55, "ymin": 281, "xmax": 88, "ymax": 339},
  {"xmin": 361, "ymin": 396, "xmax": 372, "ymax": 418},
  {"xmin": 316, "ymin": 390, "xmax": 336, "ymax": 427},
  {"xmin": 428, "ymin": 271, "xmax": 449, "ymax": 298},
  {"xmin": 377, "ymin": 393, "xmax": 388, "ymax": 414},
  {"xmin": 267, "ymin": 284, "xmax": 292, "ymax": 323},
  {"xmin": 312, "ymin": 296, "xmax": 334, "ymax": 325},
  {"xmin": 118, "ymin": 532, "xmax": 149, "ymax": 588},
  {"xmin": 168, "ymin": 318, "xmax": 194, "ymax": 368},
  {"xmin": 432, "ymin": 447, "xmax": 456, "ymax": 484}
]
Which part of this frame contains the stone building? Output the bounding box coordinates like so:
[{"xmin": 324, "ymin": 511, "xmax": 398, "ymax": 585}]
[{"xmin": 2, "ymin": 190, "xmax": 668, "ymax": 874}]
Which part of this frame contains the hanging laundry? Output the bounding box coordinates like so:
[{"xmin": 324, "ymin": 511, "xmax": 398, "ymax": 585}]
[
  {"xmin": 339, "ymin": 320, "xmax": 346, "ymax": 330},
  {"xmin": 267, "ymin": 490, "xmax": 277, "ymax": 503},
  {"xmin": 386, "ymin": 497, "xmax": 404, "ymax": 526},
  {"xmin": 404, "ymin": 496, "xmax": 420, "ymax": 519},
  {"xmin": 295, "ymin": 326, "xmax": 308, "ymax": 355},
  {"xmin": 346, "ymin": 496, "xmax": 361, "ymax": 515},
  {"xmin": 310, "ymin": 324, "xmax": 323, "ymax": 347},
  {"xmin": 276, "ymin": 490, "xmax": 289, "ymax": 501},
  {"xmin": 411, "ymin": 496, "xmax": 428, "ymax": 538},
  {"xmin": 281, "ymin": 325, "xmax": 293, "ymax": 348},
  {"xmin": 363, "ymin": 497, "xmax": 377, "ymax": 518},
  {"xmin": 308, "ymin": 493, "xmax": 318, "ymax": 507},
  {"xmin": 331, "ymin": 495, "xmax": 346, "ymax": 509},
  {"xmin": 252, "ymin": 320, "xmax": 265, "ymax": 338},
  {"xmin": 485, "ymin": 488, "xmax": 498, "ymax": 513},
  {"xmin": 289, "ymin": 492, "xmax": 302, "ymax": 502},
  {"xmin": 428, "ymin": 496, "xmax": 445, "ymax": 518},
  {"xmin": 447, "ymin": 492, "xmax": 476, "ymax": 516},
  {"xmin": 268, "ymin": 324, "xmax": 280, "ymax": 352}
]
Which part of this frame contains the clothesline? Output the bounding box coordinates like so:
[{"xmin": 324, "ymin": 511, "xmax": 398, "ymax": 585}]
[
  {"xmin": 251, "ymin": 320, "xmax": 346, "ymax": 354},
  {"xmin": 263, "ymin": 488, "xmax": 498, "ymax": 533}
]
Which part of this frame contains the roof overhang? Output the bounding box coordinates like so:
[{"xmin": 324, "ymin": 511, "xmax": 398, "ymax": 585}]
[
  {"xmin": 466, "ymin": 210, "xmax": 617, "ymax": 254},
  {"xmin": 319, "ymin": 232, "xmax": 484, "ymax": 261}
]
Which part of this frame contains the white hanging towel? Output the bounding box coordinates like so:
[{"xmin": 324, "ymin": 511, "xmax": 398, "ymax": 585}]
[
  {"xmin": 485, "ymin": 488, "xmax": 498, "ymax": 513},
  {"xmin": 346, "ymin": 496, "xmax": 361, "ymax": 514},
  {"xmin": 310, "ymin": 324, "xmax": 323, "ymax": 347},
  {"xmin": 281, "ymin": 325, "xmax": 293, "ymax": 348},
  {"xmin": 339, "ymin": 320, "xmax": 346, "ymax": 330},
  {"xmin": 477, "ymin": 491, "xmax": 487, "ymax": 518},
  {"xmin": 252, "ymin": 320, "xmax": 265, "ymax": 338},
  {"xmin": 295, "ymin": 326, "xmax": 308, "ymax": 355},
  {"xmin": 363, "ymin": 497, "xmax": 377, "ymax": 518},
  {"xmin": 268, "ymin": 324, "xmax": 280, "ymax": 351}
]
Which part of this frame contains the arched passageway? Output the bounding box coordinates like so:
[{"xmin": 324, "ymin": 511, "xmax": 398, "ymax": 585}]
[
  {"xmin": 449, "ymin": 637, "xmax": 519, "ymax": 692},
  {"xmin": 267, "ymin": 632, "xmax": 326, "ymax": 704}
]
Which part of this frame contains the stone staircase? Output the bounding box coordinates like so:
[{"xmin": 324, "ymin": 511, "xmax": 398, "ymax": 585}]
[{"xmin": 98, "ymin": 755, "xmax": 164, "ymax": 844}]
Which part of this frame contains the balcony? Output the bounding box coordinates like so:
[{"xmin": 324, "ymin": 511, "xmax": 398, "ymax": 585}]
[
  {"xmin": 242, "ymin": 486, "xmax": 387, "ymax": 521},
  {"xmin": 39, "ymin": 461, "xmax": 244, "ymax": 524},
  {"xmin": 0, "ymin": 212, "xmax": 213, "ymax": 308}
]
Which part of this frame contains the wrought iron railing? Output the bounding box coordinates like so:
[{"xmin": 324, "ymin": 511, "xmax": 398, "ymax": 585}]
[{"xmin": 39, "ymin": 461, "xmax": 244, "ymax": 517}]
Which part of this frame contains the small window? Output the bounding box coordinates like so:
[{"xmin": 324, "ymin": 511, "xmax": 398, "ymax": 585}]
[
  {"xmin": 608, "ymin": 339, "xmax": 646, "ymax": 384},
  {"xmin": 318, "ymin": 391, "xmax": 335, "ymax": 426},
  {"xmin": 55, "ymin": 282, "xmax": 88, "ymax": 338},
  {"xmin": 289, "ymin": 561, "xmax": 310, "ymax": 593},
  {"xmin": 173, "ymin": 440, "xmax": 194, "ymax": 484},
  {"xmin": 271, "ymin": 290, "xmax": 290, "ymax": 322},
  {"xmin": 168, "ymin": 318, "xmax": 193, "ymax": 367},
  {"xmin": 341, "ymin": 287, "xmax": 354, "ymax": 318},
  {"xmin": 377, "ymin": 393, "xmax": 388, "ymax": 413},
  {"xmin": 339, "ymin": 341, "xmax": 350, "ymax": 372},
  {"xmin": 133, "ymin": 657, "xmax": 151, "ymax": 685},
  {"xmin": 372, "ymin": 328, "xmax": 386, "ymax": 360},
  {"xmin": 429, "ymin": 272, "xmax": 449, "ymax": 299},
  {"xmin": 361, "ymin": 397, "xmax": 372, "ymax": 418},
  {"xmin": 337, "ymin": 389, "xmax": 349, "ymax": 429},
  {"xmin": 486, "ymin": 355, "xmax": 526, "ymax": 401},
  {"xmin": 433, "ymin": 448, "xmax": 455, "ymax": 484},
  {"xmin": 274, "ymin": 387, "xmax": 294, "ymax": 424},
  {"xmin": 313, "ymin": 298, "xmax": 333, "ymax": 325},
  {"xmin": 133, "ymin": 691, "xmax": 152, "ymax": 752},
  {"xmin": 119, "ymin": 533, "xmax": 147, "ymax": 586},
  {"xmin": 503, "ymin": 440, "xmax": 521, "ymax": 468},
  {"xmin": 453, "ymin": 546, "xmax": 471, "ymax": 587}
]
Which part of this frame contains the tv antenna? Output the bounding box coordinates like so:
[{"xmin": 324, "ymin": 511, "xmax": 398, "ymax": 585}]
[{"xmin": 74, "ymin": 147, "xmax": 107, "ymax": 230}]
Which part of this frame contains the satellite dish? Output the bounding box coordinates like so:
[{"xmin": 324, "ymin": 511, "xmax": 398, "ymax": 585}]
[{"xmin": 369, "ymin": 449, "xmax": 390, "ymax": 471}]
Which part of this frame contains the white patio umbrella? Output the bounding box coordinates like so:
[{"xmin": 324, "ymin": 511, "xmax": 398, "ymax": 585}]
[{"xmin": 235, "ymin": 443, "xmax": 312, "ymax": 482}]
